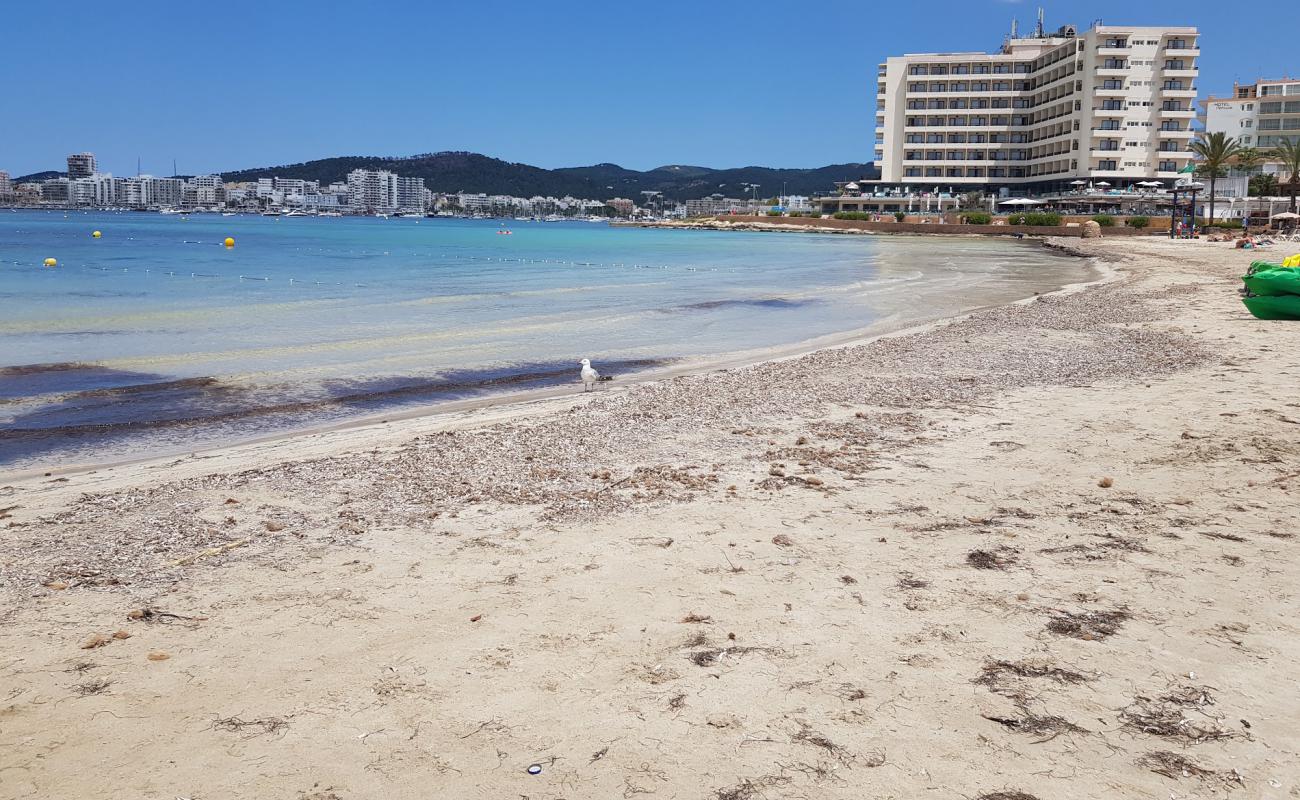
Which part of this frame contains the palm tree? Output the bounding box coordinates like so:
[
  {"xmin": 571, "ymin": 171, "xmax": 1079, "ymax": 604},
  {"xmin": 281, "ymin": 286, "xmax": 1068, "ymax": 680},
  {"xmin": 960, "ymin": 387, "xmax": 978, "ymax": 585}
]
[
  {"xmin": 1271, "ymin": 138, "xmax": 1300, "ymax": 213},
  {"xmin": 1234, "ymin": 147, "xmax": 1264, "ymax": 177},
  {"xmin": 1189, "ymin": 131, "xmax": 1243, "ymax": 227}
]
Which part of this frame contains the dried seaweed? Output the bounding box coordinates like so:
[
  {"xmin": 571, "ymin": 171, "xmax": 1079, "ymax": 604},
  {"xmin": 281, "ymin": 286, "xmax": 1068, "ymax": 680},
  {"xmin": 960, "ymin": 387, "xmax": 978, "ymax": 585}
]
[{"xmin": 1046, "ymin": 609, "xmax": 1130, "ymax": 640}]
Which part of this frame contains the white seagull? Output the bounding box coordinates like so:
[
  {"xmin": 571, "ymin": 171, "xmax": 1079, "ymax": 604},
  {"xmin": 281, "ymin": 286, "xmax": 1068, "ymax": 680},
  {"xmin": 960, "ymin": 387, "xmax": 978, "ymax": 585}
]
[{"xmin": 579, "ymin": 358, "xmax": 600, "ymax": 392}]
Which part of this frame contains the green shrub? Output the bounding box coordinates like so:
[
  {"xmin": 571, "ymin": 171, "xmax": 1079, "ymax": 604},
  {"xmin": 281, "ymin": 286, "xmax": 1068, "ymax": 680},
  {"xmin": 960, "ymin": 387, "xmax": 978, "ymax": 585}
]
[
  {"xmin": 832, "ymin": 211, "xmax": 872, "ymax": 221},
  {"xmin": 963, "ymin": 211, "xmax": 992, "ymax": 225},
  {"xmin": 894, "ymin": 211, "xmax": 906, "ymax": 222},
  {"xmin": 1210, "ymin": 219, "xmax": 1243, "ymax": 229},
  {"xmin": 1009, "ymin": 212, "xmax": 1063, "ymax": 226},
  {"xmin": 766, "ymin": 209, "xmax": 782, "ymax": 216},
  {"xmin": 1091, "ymin": 214, "xmax": 1115, "ymax": 227},
  {"xmin": 1125, "ymin": 216, "xmax": 1150, "ymax": 229}
]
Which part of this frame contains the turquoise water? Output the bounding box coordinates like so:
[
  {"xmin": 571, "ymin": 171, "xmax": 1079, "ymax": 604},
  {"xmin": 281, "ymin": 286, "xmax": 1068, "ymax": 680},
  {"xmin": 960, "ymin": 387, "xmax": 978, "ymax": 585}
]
[{"xmin": 0, "ymin": 210, "xmax": 1087, "ymax": 469}]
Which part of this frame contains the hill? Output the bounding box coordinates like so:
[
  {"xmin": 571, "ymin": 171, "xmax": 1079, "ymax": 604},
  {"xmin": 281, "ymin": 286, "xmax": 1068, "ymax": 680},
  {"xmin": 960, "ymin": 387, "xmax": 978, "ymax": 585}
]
[{"xmin": 220, "ymin": 152, "xmax": 877, "ymax": 201}]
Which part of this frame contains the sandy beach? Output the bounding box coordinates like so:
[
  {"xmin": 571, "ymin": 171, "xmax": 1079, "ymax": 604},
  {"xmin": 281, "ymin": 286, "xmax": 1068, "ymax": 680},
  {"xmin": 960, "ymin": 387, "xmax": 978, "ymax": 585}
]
[{"xmin": 1, "ymin": 235, "xmax": 1297, "ymax": 799}]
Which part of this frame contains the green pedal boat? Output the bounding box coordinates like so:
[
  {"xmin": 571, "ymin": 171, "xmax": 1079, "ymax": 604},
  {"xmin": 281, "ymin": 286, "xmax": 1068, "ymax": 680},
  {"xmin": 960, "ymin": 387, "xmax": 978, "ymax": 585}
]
[{"xmin": 1242, "ymin": 261, "xmax": 1300, "ymax": 320}]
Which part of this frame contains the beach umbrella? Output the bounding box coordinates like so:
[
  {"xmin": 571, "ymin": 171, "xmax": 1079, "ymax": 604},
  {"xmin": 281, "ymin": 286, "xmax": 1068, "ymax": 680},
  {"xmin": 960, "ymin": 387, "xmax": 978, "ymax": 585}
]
[
  {"xmin": 1070, "ymin": 180, "xmax": 1087, "ymax": 186},
  {"xmin": 1271, "ymin": 211, "xmax": 1300, "ymax": 220},
  {"xmin": 1138, "ymin": 181, "xmax": 1161, "ymax": 187},
  {"xmin": 1095, "ymin": 181, "xmax": 1111, "ymax": 187},
  {"xmin": 998, "ymin": 198, "xmax": 1044, "ymax": 205}
]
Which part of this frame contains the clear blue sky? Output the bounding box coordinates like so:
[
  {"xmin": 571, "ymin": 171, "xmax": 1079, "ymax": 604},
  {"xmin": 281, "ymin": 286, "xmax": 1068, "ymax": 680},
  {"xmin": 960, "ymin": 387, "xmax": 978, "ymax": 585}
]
[{"xmin": 2, "ymin": 0, "xmax": 1292, "ymax": 177}]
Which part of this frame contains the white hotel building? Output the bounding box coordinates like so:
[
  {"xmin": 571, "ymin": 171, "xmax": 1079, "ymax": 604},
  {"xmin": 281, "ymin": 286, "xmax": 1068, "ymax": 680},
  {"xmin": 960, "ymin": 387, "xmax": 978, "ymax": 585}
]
[
  {"xmin": 1202, "ymin": 78, "xmax": 1300, "ymax": 176},
  {"xmin": 864, "ymin": 22, "xmax": 1199, "ymax": 196}
]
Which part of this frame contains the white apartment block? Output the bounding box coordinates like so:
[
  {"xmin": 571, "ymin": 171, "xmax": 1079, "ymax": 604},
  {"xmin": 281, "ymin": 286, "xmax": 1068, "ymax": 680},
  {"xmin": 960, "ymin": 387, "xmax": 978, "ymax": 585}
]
[
  {"xmin": 1202, "ymin": 78, "xmax": 1300, "ymax": 176},
  {"xmin": 871, "ymin": 22, "xmax": 1199, "ymax": 192},
  {"xmin": 0, "ymin": 171, "xmax": 12, "ymax": 200},
  {"xmin": 395, "ymin": 176, "xmax": 426, "ymax": 212},
  {"xmin": 347, "ymin": 169, "xmax": 399, "ymax": 212}
]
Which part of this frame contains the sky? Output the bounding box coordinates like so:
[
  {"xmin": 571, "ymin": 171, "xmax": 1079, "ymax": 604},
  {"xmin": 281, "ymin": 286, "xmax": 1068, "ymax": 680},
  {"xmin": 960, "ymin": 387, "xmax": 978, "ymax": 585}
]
[{"xmin": 1, "ymin": 0, "xmax": 1293, "ymax": 177}]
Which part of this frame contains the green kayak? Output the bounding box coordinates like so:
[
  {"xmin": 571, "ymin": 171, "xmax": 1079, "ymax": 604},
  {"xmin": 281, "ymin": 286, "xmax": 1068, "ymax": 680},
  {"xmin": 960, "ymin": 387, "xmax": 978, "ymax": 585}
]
[
  {"xmin": 1242, "ymin": 267, "xmax": 1300, "ymax": 297},
  {"xmin": 1243, "ymin": 294, "xmax": 1300, "ymax": 320}
]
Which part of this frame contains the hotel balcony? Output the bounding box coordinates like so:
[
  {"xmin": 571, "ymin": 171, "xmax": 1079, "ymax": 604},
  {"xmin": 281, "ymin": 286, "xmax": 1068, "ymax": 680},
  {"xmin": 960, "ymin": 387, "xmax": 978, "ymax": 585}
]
[
  {"xmin": 1162, "ymin": 68, "xmax": 1198, "ymax": 79},
  {"xmin": 1095, "ymin": 87, "xmax": 1128, "ymax": 97},
  {"xmin": 1158, "ymin": 107, "xmax": 1196, "ymax": 118},
  {"xmin": 1164, "ymin": 46, "xmax": 1201, "ymax": 56},
  {"xmin": 1160, "ymin": 87, "xmax": 1198, "ymax": 99},
  {"xmin": 1096, "ymin": 67, "xmax": 1129, "ymax": 77},
  {"xmin": 1096, "ymin": 46, "xmax": 1131, "ymax": 56},
  {"xmin": 1157, "ymin": 128, "xmax": 1195, "ymax": 138},
  {"xmin": 1089, "ymin": 148, "xmax": 1124, "ymax": 157}
]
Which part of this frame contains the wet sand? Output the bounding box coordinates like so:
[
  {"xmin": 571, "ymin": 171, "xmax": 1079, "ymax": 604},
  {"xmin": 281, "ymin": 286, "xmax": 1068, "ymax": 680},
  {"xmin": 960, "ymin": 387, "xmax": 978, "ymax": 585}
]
[{"xmin": 1, "ymin": 236, "xmax": 1297, "ymax": 799}]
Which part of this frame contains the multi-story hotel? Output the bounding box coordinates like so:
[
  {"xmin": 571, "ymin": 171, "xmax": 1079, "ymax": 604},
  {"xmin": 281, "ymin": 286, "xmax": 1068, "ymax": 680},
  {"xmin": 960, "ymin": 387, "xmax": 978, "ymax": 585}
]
[
  {"xmin": 866, "ymin": 21, "xmax": 1199, "ymax": 195},
  {"xmin": 1202, "ymin": 78, "xmax": 1300, "ymax": 177}
]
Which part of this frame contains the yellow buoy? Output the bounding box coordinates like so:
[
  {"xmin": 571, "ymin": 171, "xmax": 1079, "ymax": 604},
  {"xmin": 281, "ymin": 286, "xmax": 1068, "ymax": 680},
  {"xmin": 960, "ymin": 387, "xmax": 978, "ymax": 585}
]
[
  {"xmin": 92, "ymin": 230, "xmax": 102, "ymax": 238},
  {"xmin": 224, "ymin": 237, "xmax": 235, "ymax": 248},
  {"xmin": 44, "ymin": 257, "xmax": 58, "ymax": 267}
]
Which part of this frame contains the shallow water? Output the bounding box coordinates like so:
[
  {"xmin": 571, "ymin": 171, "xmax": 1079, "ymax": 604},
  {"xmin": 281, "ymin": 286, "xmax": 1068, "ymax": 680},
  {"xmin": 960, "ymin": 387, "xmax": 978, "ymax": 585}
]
[{"xmin": 0, "ymin": 211, "xmax": 1090, "ymax": 469}]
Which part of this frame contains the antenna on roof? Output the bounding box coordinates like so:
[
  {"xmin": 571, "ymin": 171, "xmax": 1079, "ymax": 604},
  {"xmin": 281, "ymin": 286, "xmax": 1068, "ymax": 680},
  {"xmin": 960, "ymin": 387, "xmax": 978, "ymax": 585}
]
[
  {"xmin": 1035, "ymin": 7, "xmax": 1044, "ymax": 37},
  {"xmin": 1011, "ymin": 18, "xmax": 1018, "ymax": 38}
]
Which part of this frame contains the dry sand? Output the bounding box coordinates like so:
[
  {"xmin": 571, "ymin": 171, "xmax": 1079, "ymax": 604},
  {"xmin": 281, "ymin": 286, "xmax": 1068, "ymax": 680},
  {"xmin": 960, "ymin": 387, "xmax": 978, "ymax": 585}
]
[{"xmin": 1, "ymin": 236, "xmax": 1298, "ymax": 799}]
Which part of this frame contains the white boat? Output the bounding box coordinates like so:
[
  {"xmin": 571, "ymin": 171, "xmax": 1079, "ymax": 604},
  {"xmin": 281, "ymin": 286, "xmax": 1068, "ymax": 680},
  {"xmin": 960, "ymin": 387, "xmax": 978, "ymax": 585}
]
[
  {"xmin": 374, "ymin": 213, "xmax": 389, "ymax": 219},
  {"xmin": 285, "ymin": 210, "xmax": 312, "ymax": 217},
  {"xmin": 159, "ymin": 208, "xmax": 187, "ymax": 215},
  {"xmin": 261, "ymin": 209, "xmax": 283, "ymax": 217},
  {"xmin": 221, "ymin": 212, "xmax": 236, "ymax": 217},
  {"xmin": 319, "ymin": 211, "xmax": 342, "ymax": 217}
]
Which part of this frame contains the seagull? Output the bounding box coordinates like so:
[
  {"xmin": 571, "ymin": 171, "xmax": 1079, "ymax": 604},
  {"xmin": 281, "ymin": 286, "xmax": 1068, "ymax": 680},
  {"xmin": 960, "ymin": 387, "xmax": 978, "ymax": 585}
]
[{"xmin": 580, "ymin": 358, "xmax": 600, "ymax": 392}]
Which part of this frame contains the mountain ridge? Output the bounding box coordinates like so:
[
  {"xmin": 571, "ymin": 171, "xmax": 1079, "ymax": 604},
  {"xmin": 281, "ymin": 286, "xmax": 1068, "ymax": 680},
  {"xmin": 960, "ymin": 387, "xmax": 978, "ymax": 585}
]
[{"xmin": 218, "ymin": 152, "xmax": 878, "ymax": 201}]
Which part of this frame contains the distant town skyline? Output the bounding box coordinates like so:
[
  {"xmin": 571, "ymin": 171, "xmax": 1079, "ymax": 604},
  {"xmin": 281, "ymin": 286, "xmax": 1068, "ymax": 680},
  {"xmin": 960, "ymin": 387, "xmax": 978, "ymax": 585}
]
[{"xmin": 3, "ymin": 0, "xmax": 1295, "ymax": 177}]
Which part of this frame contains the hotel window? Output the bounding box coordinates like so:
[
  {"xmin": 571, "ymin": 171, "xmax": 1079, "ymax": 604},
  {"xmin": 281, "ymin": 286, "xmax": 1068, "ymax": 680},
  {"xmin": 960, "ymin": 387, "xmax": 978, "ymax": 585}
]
[
  {"xmin": 1241, "ymin": 136, "xmax": 1252, "ymax": 144},
  {"xmin": 929, "ymin": 83, "xmax": 944, "ymax": 92},
  {"xmin": 905, "ymin": 168, "xmax": 922, "ymax": 177},
  {"xmin": 951, "ymin": 82, "xmax": 968, "ymax": 92},
  {"xmin": 1098, "ymin": 160, "xmax": 1118, "ymax": 170},
  {"xmin": 1261, "ymin": 85, "xmax": 1282, "ymax": 96},
  {"xmin": 1167, "ymin": 39, "xmax": 1188, "ymax": 49},
  {"xmin": 974, "ymin": 65, "xmax": 990, "ymax": 74},
  {"xmin": 993, "ymin": 64, "xmax": 1010, "ymax": 74},
  {"xmin": 1160, "ymin": 101, "xmax": 1184, "ymax": 111},
  {"xmin": 1243, "ymin": 120, "xmax": 1253, "ymax": 128},
  {"xmin": 909, "ymin": 82, "xmax": 926, "ymax": 92},
  {"xmin": 909, "ymin": 66, "xmax": 929, "ymax": 75},
  {"xmin": 1261, "ymin": 102, "xmax": 1282, "ymax": 114},
  {"xmin": 1287, "ymin": 101, "xmax": 1300, "ymax": 112},
  {"xmin": 1159, "ymin": 160, "xmax": 1177, "ymax": 172},
  {"xmin": 993, "ymin": 82, "xmax": 1010, "ymax": 91},
  {"xmin": 1102, "ymin": 100, "xmax": 1124, "ymax": 110},
  {"xmin": 1285, "ymin": 119, "xmax": 1300, "ymax": 130},
  {"xmin": 925, "ymin": 168, "xmax": 942, "ymax": 177},
  {"xmin": 1259, "ymin": 119, "xmax": 1281, "ymax": 130},
  {"xmin": 1164, "ymin": 60, "xmax": 1186, "ymax": 70},
  {"xmin": 1102, "ymin": 80, "xmax": 1124, "ymax": 90},
  {"xmin": 1103, "ymin": 59, "xmax": 1126, "ymax": 69}
]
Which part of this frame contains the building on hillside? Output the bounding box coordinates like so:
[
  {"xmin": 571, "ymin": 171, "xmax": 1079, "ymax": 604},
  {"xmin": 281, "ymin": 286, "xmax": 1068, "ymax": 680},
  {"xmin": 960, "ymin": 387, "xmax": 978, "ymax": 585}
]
[
  {"xmin": 1202, "ymin": 77, "xmax": 1300, "ymax": 179},
  {"xmin": 853, "ymin": 19, "xmax": 1198, "ymax": 203},
  {"xmin": 67, "ymin": 152, "xmax": 97, "ymax": 179},
  {"xmin": 347, "ymin": 169, "xmax": 399, "ymax": 213}
]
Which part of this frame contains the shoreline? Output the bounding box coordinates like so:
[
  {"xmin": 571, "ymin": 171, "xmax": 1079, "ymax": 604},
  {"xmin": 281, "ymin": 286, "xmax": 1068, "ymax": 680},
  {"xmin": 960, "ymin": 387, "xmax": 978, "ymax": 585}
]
[
  {"xmin": 2, "ymin": 237, "xmax": 1297, "ymax": 798},
  {"xmin": 0, "ymin": 237, "xmax": 1105, "ymax": 483}
]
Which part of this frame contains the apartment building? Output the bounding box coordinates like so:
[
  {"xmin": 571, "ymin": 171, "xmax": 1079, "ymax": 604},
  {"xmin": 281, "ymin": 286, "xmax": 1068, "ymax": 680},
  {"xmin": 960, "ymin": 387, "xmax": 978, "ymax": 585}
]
[
  {"xmin": 870, "ymin": 21, "xmax": 1199, "ymax": 193},
  {"xmin": 347, "ymin": 169, "xmax": 399, "ymax": 212},
  {"xmin": 395, "ymin": 175, "xmax": 427, "ymax": 212},
  {"xmin": 1202, "ymin": 78, "xmax": 1300, "ymax": 176},
  {"xmin": 0, "ymin": 171, "xmax": 11, "ymax": 201},
  {"xmin": 67, "ymin": 152, "xmax": 97, "ymax": 179}
]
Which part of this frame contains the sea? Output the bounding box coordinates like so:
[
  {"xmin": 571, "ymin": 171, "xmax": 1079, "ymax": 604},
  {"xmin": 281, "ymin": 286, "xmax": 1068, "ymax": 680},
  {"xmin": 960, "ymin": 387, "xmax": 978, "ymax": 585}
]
[{"xmin": 0, "ymin": 210, "xmax": 1091, "ymax": 471}]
